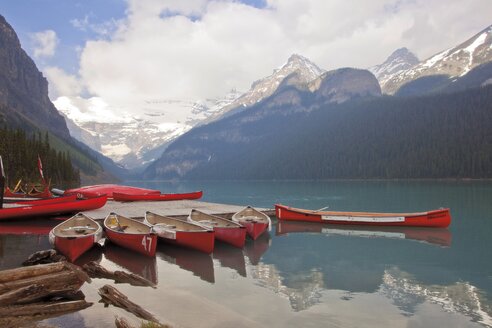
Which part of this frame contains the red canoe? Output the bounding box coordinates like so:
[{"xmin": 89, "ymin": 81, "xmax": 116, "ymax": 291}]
[
  {"xmin": 64, "ymin": 184, "xmax": 160, "ymax": 199},
  {"xmin": 145, "ymin": 211, "xmax": 215, "ymax": 254},
  {"xmin": 0, "ymin": 195, "xmax": 108, "ymax": 220},
  {"xmin": 104, "ymin": 213, "xmax": 157, "ymax": 257},
  {"xmin": 4, "ymin": 185, "xmax": 53, "ymax": 199},
  {"xmin": 113, "ymin": 190, "xmax": 203, "ymax": 202},
  {"xmin": 12, "ymin": 194, "xmax": 77, "ymax": 205},
  {"xmin": 274, "ymin": 204, "xmax": 451, "ymax": 228},
  {"xmin": 188, "ymin": 209, "xmax": 246, "ymax": 248},
  {"xmin": 232, "ymin": 206, "xmax": 271, "ymax": 240},
  {"xmin": 49, "ymin": 212, "xmax": 103, "ymax": 262}
]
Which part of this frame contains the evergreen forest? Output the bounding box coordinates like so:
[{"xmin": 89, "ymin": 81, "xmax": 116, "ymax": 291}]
[
  {"xmin": 181, "ymin": 85, "xmax": 492, "ymax": 180},
  {"xmin": 0, "ymin": 129, "xmax": 80, "ymax": 189}
]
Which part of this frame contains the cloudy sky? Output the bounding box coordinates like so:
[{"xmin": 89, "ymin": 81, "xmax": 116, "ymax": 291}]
[{"xmin": 1, "ymin": 0, "xmax": 492, "ymax": 118}]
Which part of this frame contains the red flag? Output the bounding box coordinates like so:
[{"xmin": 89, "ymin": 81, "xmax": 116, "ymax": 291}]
[{"xmin": 38, "ymin": 155, "xmax": 46, "ymax": 183}]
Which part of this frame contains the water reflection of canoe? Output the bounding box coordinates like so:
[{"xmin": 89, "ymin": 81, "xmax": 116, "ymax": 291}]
[
  {"xmin": 157, "ymin": 244, "xmax": 214, "ymax": 284},
  {"xmin": 213, "ymin": 243, "xmax": 246, "ymax": 277},
  {"xmin": 275, "ymin": 204, "xmax": 451, "ymax": 228},
  {"xmin": 243, "ymin": 233, "xmax": 271, "ymax": 265},
  {"xmin": 74, "ymin": 244, "xmax": 103, "ymax": 267},
  {"xmin": 104, "ymin": 242, "xmax": 158, "ymax": 284},
  {"xmin": 0, "ymin": 219, "xmax": 57, "ymax": 235},
  {"xmin": 276, "ymin": 220, "xmax": 452, "ymax": 247}
]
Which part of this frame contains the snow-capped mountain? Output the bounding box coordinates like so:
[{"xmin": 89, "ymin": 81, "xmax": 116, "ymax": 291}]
[
  {"xmin": 369, "ymin": 48, "xmax": 419, "ymax": 91},
  {"xmin": 54, "ymin": 89, "xmax": 242, "ymax": 169},
  {"xmin": 55, "ymin": 54, "xmax": 324, "ymax": 169},
  {"xmin": 383, "ymin": 25, "xmax": 492, "ymax": 94},
  {"xmin": 220, "ymin": 54, "xmax": 325, "ymax": 115}
]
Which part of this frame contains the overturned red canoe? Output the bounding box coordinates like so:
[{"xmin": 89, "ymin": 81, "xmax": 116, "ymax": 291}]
[
  {"xmin": 113, "ymin": 191, "xmax": 203, "ymax": 202},
  {"xmin": 0, "ymin": 195, "xmax": 108, "ymax": 220},
  {"xmin": 232, "ymin": 206, "xmax": 271, "ymax": 240},
  {"xmin": 104, "ymin": 212, "xmax": 157, "ymax": 257},
  {"xmin": 274, "ymin": 204, "xmax": 451, "ymax": 228},
  {"xmin": 64, "ymin": 184, "xmax": 160, "ymax": 199},
  {"xmin": 49, "ymin": 212, "xmax": 103, "ymax": 262},
  {"xmin": 188, "ymin": 209, "xmax": 246, "ymax": 248},
  {"xmin": 145, "ymin": 211, "xmax": 215, "ymax": 254}
]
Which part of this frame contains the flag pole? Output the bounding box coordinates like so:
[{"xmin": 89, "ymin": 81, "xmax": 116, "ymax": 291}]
[{"xmin": 0, "ymin": 156, "xmax": 5, "ymax": 209}]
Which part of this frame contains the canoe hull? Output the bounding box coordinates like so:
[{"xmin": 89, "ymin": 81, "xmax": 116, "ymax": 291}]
[
  {"xmin": 53, "ymin": 234, "xmax": 97, "ymax": 262},
  {"xmin": 105, "ymin": 229, "xmax": 157, "ymax": 257},
  {"xmin": 241, "ymin": 221, "xmax": 269, "ymax": 240},
  {"xmin": 213, "ymin": 226, "xmax": 247, "ymax": 248},
  {"xmin": 158, "ymin": 230, "xmax": 215, "ymax": 254},
  {"xmin": 0, "ymin": 196, "xmax": 108, "ymax": 220},
  {"xmin": 113, "ymin": 191, "xmax": 203, "ymax": 202},
  {"xmin": 275, "ymin": 204, "xmax": 451, "ymax": 228},
  {"xmin": 65, "ymin": 184, "xmax": 160, "ymax": 199},
  {"xmin": 49, "ymin": 213, "xmax": 103, "ymax": 262}
]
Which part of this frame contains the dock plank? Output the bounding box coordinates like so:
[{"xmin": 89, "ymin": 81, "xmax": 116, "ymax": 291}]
[{"xmin": 83, "ymin": 200, "xmax": 272, "ymax": 220}]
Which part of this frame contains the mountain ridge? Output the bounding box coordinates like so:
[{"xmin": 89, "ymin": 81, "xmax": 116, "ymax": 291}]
[{"xmin": 382, "ymin": 24, "xmax": 492, "ymax": 94}]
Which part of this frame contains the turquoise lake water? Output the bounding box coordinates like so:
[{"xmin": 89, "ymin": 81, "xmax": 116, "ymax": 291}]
[{"xmin": 0, "ymin": 180, "xmax": 491, "ymax": 327}]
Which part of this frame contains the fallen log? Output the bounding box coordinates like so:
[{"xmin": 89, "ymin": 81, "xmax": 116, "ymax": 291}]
[
  {"xmin": 83, "ymin": 261, "xmax": 155, "ymax": 288},
  {"xmin": 0, "ymin": 299, "xmax": 92, "ymax": 328},
  {"xmin": 0, "ymin": 262, "xmax": 90, "ymax": 304},
  {"xmin": 99, "ymin": 284, "xmax": 159, "ymax": 323},
  {"xmin": 0, "ymin": 299, "xmax": 92, "ymax": 318},
  {"xmin": 0, "ymin": 262, "xmax": 67, "ymax": 283}
]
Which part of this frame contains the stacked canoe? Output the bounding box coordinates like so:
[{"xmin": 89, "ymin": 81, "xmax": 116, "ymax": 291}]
[{"xmin": 48, "ymin": 206, "xmax": 271, "ymax": 262}]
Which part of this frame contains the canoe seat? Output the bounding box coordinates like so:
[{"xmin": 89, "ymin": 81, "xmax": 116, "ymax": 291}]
[
  {"xmin": 199, "ymin": 220, "xmax": 218, "ymax": 226},
  {"xmin": 155, "ymin": 223, "xmax": 177, "ymax": 229},
  {"xmin": 62, "ymin": 225, "xmax": 97, "ymax": 234}
]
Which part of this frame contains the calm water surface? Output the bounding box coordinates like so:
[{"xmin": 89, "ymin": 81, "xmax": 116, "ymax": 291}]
[{"xmin": 0, "ymin": 181, "xmax": 491, "ymax": 327}]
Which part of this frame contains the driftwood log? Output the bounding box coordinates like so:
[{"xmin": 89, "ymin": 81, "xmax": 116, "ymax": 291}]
[
  {"xmin": 0, "ymin": 300, "xmax": 92, "ymax": 327},
  {"xmin": 99, "ymin": 284, "xmax": 159, "ymax": 322},
  {"xmin": 0, "ymin": 262, "xmax": 92, "ymax": 324},
  {"xmin": 83, "ymin": 261, "xmax": 156, "ymax": 288},
  {"xmin": 0, "ymin": 262, "xmax": 90, "ymax": 296}
]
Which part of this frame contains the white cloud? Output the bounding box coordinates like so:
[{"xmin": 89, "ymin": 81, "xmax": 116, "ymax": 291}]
[
  {"xmin": 31, "ymin": 30, "xmax": 59, "ymax": 58},
  {"xmin": 44, "ymin": 66, "xmax": 82, "ymax": 98},
  {"xmin": 47, "ymin": 0, "xmax": 492, "ymax": 117}
]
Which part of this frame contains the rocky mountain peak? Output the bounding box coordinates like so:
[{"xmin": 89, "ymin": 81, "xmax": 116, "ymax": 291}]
[
  {"xmin": 382, "ymin": 24, "xmax": 492, "ymax": 94},
  {"xmin": 227, "ymin": 54, "xmax": 325, "ymax": 110},
  {"xmin": 311, "ymin": 68, "xmax": 382, "ymax": 103},
  {"xmin": 369, "ymin": 47, "xmax": 419, "ymax": 89},
  {"xmin": 0, "ymin": 14, "xmax": 70, "ymax": 138}
]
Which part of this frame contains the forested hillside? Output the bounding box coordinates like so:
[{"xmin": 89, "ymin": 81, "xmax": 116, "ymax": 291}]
[
  {"xmin": 151, "ymin": 85, "xmax": 492, "ymax": 180},
  {"xmin": 0, "ymin": 129, "xmax": 80, "ymax": 188}
]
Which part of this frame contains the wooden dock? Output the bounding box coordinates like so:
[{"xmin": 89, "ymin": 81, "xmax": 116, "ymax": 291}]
[{"xmin": 83, "ymin": 200, "xmax": 274, "ymax": 221}]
